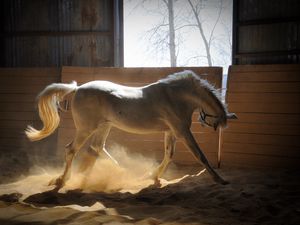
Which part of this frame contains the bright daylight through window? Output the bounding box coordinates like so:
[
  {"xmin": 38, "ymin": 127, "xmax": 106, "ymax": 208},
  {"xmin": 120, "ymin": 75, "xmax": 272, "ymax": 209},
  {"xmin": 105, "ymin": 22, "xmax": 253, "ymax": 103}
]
[{"xmin": 124, "ymin": 0, "xmax": 233, "ymax": 71}]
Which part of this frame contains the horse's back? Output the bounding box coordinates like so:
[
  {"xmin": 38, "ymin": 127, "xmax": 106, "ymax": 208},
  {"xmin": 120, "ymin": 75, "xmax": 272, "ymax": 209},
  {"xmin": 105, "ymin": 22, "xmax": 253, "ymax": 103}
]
[{"xmin": 71, "ymin": 80, "xmax": 170, "ymax": 133}]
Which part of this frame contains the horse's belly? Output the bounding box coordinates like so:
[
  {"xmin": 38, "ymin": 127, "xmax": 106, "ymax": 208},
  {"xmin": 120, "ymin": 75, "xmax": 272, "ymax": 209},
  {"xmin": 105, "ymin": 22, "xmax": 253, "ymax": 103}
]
[
  {"xmin": 105, "ymin": 99, "xmax": 168, "ymax": 134},
  {"xmin": 112, "ymin": 118, "xmax": 168, "ymax": 134}
]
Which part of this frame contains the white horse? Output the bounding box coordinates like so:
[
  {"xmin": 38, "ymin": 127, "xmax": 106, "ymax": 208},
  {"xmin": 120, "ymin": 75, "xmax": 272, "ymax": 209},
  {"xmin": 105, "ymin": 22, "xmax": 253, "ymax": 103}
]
[{"xmin": 26, "ymin": 70, "xmax": 237, "ymax": 189}]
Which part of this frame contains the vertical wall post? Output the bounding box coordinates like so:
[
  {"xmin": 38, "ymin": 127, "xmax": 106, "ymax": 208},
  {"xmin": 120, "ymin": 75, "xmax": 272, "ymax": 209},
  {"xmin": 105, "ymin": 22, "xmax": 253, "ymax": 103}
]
[{"xmin": 113, "ymin": 0, "xmax": 124, "ymax": 67}]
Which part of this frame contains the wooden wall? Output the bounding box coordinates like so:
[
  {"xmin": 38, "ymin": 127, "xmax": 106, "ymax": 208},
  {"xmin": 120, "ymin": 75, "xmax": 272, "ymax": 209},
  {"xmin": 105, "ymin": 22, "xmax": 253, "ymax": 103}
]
[
  {"xmin": 233, "ymin": 0, "xmax": 300, "ymax": 64},
  {"xmin": 2, "ymin": 65, "xmax": 299, "ymax": 171},
  {"xmin": 222, "ymin": 64, "xmax": 300, "ymax": 168},
  {"xmin": 0, "ymin": 68, "xmax": 60, "ymax": 178},
  {"xmin": 58, "ymin": 67, "xmax": 223, "ymax": 166},
  {"xmin": 0, "ymin": 0, "xmax": 123, "ymax": 67}
]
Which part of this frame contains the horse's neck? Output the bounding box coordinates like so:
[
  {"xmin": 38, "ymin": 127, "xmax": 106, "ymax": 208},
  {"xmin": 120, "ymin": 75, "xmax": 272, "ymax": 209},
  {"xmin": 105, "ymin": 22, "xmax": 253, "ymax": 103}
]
[
  {"xmin": 163, "ymin": 83, "xmax": 198, "ymax": 112},
  {"xmin": 195, "ymin": 87, "xmax": 223, "ymax": 114}
]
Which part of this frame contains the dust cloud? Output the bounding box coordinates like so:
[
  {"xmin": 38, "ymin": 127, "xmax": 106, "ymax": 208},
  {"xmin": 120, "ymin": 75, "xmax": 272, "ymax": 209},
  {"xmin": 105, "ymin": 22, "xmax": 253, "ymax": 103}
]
[
  {"xmin": 0, "ymin": 144, "xmax": 200, "ymax": 199},
  {"xmin": 65, "ymin": 145, "xmax": 160, "ymax": 193},
  {"xmin": 0, "ymin": 145, "xmax": 165, "ymax": 197}
]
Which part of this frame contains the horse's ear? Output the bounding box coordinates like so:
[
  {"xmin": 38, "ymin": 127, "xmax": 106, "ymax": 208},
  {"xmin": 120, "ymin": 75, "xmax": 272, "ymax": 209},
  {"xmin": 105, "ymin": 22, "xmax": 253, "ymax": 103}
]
[{"xmin": 227, "ymin": 113, "xmax": 237, "ymax": 119}]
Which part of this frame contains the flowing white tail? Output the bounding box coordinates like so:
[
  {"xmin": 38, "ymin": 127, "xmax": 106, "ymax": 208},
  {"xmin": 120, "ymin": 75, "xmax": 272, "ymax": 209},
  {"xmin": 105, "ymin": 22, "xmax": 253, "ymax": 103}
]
[{"xmin": 25, "ymin": 81, "xmax": 77, "ymax": 141}]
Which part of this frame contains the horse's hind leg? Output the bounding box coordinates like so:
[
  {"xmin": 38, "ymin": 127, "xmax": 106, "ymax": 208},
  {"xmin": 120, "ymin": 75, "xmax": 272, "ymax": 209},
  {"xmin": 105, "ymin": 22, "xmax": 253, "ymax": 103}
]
[
  {"xmin": 49, "ymin": 129, "xmax": 93, "ymax": 189},
  {"xmin": 179, "ymin": 128, "xmax": 228, "ymax": 185},
  {"xmin": 91, "ymin": 124, "xmax": 117, "ymax": 164},
  {"xmin": 77, "ymin": 123, "xmax": 114, "ymax": 174},
  {"xmin": 152, "ymin": 132, "xmax": 176, "ymax": 184}
]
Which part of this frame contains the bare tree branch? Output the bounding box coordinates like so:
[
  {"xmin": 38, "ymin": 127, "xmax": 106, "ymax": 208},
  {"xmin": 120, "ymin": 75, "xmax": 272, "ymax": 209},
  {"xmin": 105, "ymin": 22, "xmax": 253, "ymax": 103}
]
[
  {"xmin": 126, "ymin": 0, "xmax": 230, "ymax": 68},
  {"xmin": 174, "ymin": 24, "xmax": 198, "ymax": 31},
  {"xmin": 187, "ymin": 0, "xmax": 212, "ymax": 66},
  {"xmin": 208, "ymin": 0, "xmax": 223, "ymax": 47}
]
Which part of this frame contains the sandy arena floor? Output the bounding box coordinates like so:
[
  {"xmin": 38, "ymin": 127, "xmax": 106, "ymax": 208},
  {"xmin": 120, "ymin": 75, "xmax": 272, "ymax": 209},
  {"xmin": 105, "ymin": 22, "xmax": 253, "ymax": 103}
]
[{"xmin": 0, "ymin": 148, "xmax": 299, "ymax": 225}]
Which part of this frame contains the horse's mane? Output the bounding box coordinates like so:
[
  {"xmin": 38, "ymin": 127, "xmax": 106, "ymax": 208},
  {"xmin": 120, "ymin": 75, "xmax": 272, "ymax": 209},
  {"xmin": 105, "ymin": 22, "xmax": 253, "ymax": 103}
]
[{"xmin": 159, "ymin": 70, "xmax": 227, "ymax": 113}]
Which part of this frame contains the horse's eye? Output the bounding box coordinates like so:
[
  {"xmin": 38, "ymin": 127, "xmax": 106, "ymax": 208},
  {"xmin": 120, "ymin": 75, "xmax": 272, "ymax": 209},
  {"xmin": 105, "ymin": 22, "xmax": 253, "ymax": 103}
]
[{"xmin": 200, "ymin": 111, "xmax": 205, "ymax": 121}]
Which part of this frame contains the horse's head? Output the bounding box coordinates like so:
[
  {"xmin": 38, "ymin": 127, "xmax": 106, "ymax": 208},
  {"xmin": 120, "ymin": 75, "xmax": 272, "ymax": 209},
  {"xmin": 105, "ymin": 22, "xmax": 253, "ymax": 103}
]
[{"xmin": 198, "ymin": 108, "xmax": 237, "ymax": 130}]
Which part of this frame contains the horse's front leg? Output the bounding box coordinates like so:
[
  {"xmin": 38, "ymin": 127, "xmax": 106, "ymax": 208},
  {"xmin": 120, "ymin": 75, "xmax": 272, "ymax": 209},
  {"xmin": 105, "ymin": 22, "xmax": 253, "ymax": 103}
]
[
  {"xmin": 178, "ymin": 128, "xmax": 228, "ymax": 185},
  {"xmin": 151, "ymin": 131, "xmax": 176, "ymax": 185}
]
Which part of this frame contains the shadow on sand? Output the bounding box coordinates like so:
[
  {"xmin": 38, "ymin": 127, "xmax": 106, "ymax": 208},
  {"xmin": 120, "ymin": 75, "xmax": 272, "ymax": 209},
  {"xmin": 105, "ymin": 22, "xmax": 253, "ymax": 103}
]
[{"xmin": 22, "ymin": 174, "xmax": 227, "ymax": 223}]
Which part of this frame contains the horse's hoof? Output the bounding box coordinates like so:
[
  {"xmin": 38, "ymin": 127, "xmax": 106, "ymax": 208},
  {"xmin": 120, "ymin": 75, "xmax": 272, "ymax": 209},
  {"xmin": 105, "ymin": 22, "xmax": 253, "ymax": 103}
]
[
  {"xmin": 154, "ymin": 178, "xmax": 162, "ymax": 187},
  {"xmin": 217, "ymin": 178, "xmax": 229, "ymax": 185},
  {"xmin": 214, "ymin": 176, "xmax": 229, "ymax": 185},
  {"xmin": 220, "ymin": 180, "xmax": 230, "ymax": 185},
  {"xmin": 48, "ymin": 177, "xmax": 64, "ymax": 188}
]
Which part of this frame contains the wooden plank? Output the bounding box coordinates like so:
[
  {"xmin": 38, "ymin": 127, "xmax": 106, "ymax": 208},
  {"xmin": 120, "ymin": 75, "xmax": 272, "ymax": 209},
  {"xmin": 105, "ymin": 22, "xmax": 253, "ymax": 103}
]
[
  {"xmin": 62, "ymin": 73, "xmax": 94, "ymax": 83},
  {"xmin": 59, "ymin": 117, "xmax": 217, "ymax": 134},
  {"xmin": 221, "ymin": 153, "xmax": 300, "ymax": 168},
  {"xmin": 222, "ymin": 142, "xmax": 300, "ymax": 157},
  {"xmin": 108, "ymin": 129, "xmax": 218, "ymax": 143},
  {"xmin": 0, "ymin": 120, "xmax": 42, "ymax": 129},
  {"xmin": 0, "ymin": 137, "xmax": 23, "ymax": 147},
  {"xmin": 224, "ymin": 113, "xmax": 300, "ymax": 125},
  {"xmin": 57, "ymin": 125, "xmax": 219, "ymax": 145},
  {"xmin": 225, "ymin": 113, "xmax": 300, "ymax": 127},
  {"xmin": 58, "ymin": 123, "xmax": 221, "ymax": 134},
  {"xmin": 109, "ymin": 129, "xmax": 164, "ymax": 141},
  {"xmin": 104, "ymin": 148, "xmax": 218, "ymax": 166},
  {"xmin": 228, "ymin": 71, "xmax": 300, "ymax": 82},
  {"xmin": 223, "ymin": 133, "xmax": 300, "ymax": 147},
  {"xmin": 92, "ymin": 66, "xmax": 222, "ymax": 75},
  {"xmin": 0, "ymin": 94, "xmax": 37, "ymax": 103},
  {"xmin": 61, "ymin": 67, "xmax": 94, "ymax": 75},
  {"xmin": 0, "ymin": 68, "xmax": 61, "ymax": 77},
  {"xmin": 62, "ymin": 67, "xmax": 222, "ymax": 86},
  {"xmin": 57, "ymin": 131, "xmax": 219, "ymax": 151},
  {"xmin": 228, "ymin": 64, "xmax": 300, "ymax": 73},
  {"xmin": 56, "ymin": 145, "xmax": 218, "ymax": 167},
  {"xmin": 0, "ymin": 128, "xmax": 27, "ymax": 138},
  {"xmin": 0, "ymin": 111, "xmax": 39, "ymax": 120},
  {"xmin": 60, "ymin": 111, "xmax": 203, "ymax": 123},
  {"xmin": 0, "ymin": 84, "xmax": 50, "ymax": 94},
  {"xmin": 106, "ymin": 139, "xmax": 164, "ymax": 151},
  {"xmin": 63, "ymin": 66, "xmax": 222, "ymax": 76},
  {"xmin": 56, "ymin": 140, "xmax": 217, "ymax": 155},
  {"xmin": 57, "ymin": 144, "xmax": 217, "ymax": 166},
  {"xmin": 228, "ymin": 102, "xmax": 300, "ymax": 113},
  {"xmin": 224, "ymin": 123, "xmax": 300, "ymax": 135},
  {"xmin": 0, "ymin": 76, "xmax": 59, "ymax": 85},
  {"xmin": 226, "ymin": 93, "xmax": 300, "ymax": 104},
  {"xmin": 0, "ymin": 146, "xmax": 24, "ymax": 152},
  {"xmin": 0, "ymin": 141, "xmax": 57, "ymax": 153},
  {"xmin": 173, "ymin": 151, "xmax": 217, "ymax": 165},
  {"xmin": 0, "ymin": 67, "xmax": 60, "ymax": 155},
  {"xmin": 227, "ymin": 82, "xmax": 300, "ymax": 93},
  {"xmin": 0, "ymin": 102, "xmax": 36, "ymax": 112},
  {"xmin": 223, "ymin": 65, "xmax": 300, "ymax": 168},
  {"xmin": 62, "ymin": 74, "xmax": 221, "ymax": 87},
  {"xmin": 62, "ymin": 77, "xmax": 221, "ymax": 89}
]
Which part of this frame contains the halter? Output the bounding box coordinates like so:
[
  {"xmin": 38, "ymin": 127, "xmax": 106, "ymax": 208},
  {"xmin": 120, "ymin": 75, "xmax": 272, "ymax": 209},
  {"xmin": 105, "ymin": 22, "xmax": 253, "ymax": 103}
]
[{"xmin": 199, "ymin": 109, "xmax": 219, "ymax": 129}]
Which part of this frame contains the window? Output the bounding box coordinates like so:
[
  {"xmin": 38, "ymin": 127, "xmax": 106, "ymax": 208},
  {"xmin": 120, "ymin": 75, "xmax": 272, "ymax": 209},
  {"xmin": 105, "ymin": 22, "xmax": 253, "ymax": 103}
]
[{"xmin": 124, "ymin": 0, "xmax": 233, "ymax": 71}]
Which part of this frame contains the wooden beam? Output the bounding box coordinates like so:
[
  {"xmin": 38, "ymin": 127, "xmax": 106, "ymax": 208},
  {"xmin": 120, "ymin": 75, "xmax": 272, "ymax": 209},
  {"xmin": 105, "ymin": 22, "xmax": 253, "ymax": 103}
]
[
  {"xmin": 0, "ymin": 31, "xmax": 112, "ymax": 37},
  {"xmin": 237, "ymin": 16, "xmax": 300, "ymax": 26},
  {"xmin": 234, "ymin": 49, "xmax": 300, "ymax": 58}
]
